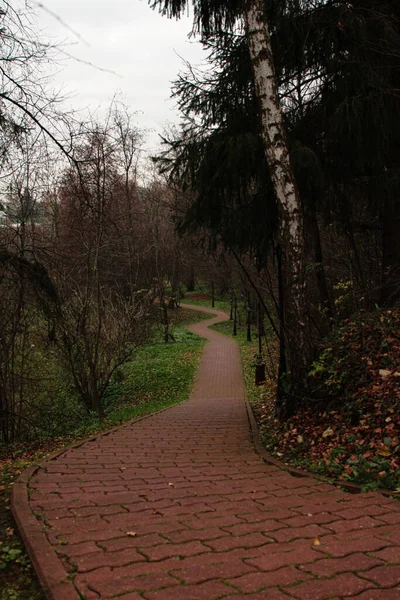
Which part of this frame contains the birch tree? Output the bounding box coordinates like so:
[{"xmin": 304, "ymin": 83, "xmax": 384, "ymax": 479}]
[{"xmin": 244, "ymin": 1, "xmax": 308, "ymax": 402}]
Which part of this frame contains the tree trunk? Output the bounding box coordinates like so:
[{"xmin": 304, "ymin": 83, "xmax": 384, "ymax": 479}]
[
  {"xmin": 381, "ymin": 196, "xmax": 400, "ymax": 306},
  {"xmin": 186, "ymin": 269, "xmax": 195, "ymax": 292},
  {"xmin": 245, "ymin": 1, "xmax": 310, "ymax": 399},
  {"xmin": 311, "ymin": 214, "xmax": 334, "ymax": 324},
  {"xmin": 89, "ymin": 364, "xmax": 104, "ymax": 420},
  {"xmin": 276, "ymin": 244, "xmax": 288, "ymax": 416}
]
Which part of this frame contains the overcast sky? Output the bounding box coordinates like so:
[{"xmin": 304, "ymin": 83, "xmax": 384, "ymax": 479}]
[{"xmin": 35, "ymin": 0, "xmax": 205, "ymax": 155}]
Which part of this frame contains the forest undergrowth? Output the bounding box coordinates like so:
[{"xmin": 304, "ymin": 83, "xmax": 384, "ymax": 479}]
[{"xmin": 211, "ymin": 306, "xmax": 400, "ymax": 494}]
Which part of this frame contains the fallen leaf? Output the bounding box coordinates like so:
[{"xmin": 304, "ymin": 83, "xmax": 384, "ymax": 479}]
[
  {"xmin": 6, "ymin": 528, "xmax": 14, "ymax": 537},
  {"xmin": 312, "ymin": 536, "xmax": 321, "ymax": 546},
  {"xmin": 379, "ymin": 369, "xmax": 392, "ymax": 378},
  {"xmin": 120, "ymin": 467, "xmax": 126, "ymax": 471},
  {"xmin": 168, "ymin": 482, "xmax": 175, "ymax": 487},
  {"xmin": 378, "ymin": 446, "xmax": 391, "ymax": 457},
  {"xmin": 126, "ymin": 531, "xmax": 137, "ymax": 537},
  {"xmin": 322, "ymin": 428, "xmax": 334, "ymax": 438},
  {"xmin": 153, "ymin": 510, "xmax": 163, "ymax": 515}
]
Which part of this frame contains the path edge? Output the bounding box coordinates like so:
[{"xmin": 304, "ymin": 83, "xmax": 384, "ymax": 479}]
[
  {"xmin": 11, "ymin": 467, "xmax": 80, "ymax": 600},
  {"xmin": 244, "ymin": 397, "xmax": 313, "ymax": 480},
  {"xmin": 11, "ymin": 305, "xmax": 218, "ymax": 599},
  {"xmin": 11, "ymin": 398, "xmax": 203, "ymax": 599},
  {"xmin": 244, "ymin": 396, "xmax": 396, "ymax": 498}
]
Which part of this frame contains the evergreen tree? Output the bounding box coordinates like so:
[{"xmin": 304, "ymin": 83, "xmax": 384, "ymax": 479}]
[{"xmin": 149, "ymin": 0, "xmax": 311, "ymax": 403}]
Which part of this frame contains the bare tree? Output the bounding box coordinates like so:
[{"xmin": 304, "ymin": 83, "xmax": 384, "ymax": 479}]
[{"xmin": 53, "ymin": 109, "xmax": 150, "ymax": 418}]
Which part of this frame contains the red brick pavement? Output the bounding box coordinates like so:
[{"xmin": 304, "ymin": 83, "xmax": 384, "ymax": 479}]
[{"xmin": 12, "ymin": 305, "xmax": 400, "ymax": 599}]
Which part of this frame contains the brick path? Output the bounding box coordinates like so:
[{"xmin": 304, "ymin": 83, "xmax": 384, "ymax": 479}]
[{"xmin": 14, "ymin": 305, "xmax": 400, "ymax": 599}]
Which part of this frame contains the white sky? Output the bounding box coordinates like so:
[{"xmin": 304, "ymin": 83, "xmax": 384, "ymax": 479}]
[{"xmin": 35, "ymin": 0, "xmax": 205, "ymax": 155}]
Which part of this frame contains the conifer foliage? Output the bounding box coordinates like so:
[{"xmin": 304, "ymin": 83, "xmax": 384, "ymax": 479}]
[
  {"xmin": 150, "ymin": 0, "xmax": 312, "ymax": 413},
  {"xmin": 149, "ymin": 0, "xmax": 400, "ymax": 415}
]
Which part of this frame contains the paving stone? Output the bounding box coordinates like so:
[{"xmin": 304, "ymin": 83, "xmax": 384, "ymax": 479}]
[
  {"xmin": 333, "ymin": 506, "xmax": 393, "ymax": 520},
  {"xmin": 203, "ymin": 532, "xmax": 272, "ymax": 552},
  {"xmin": 361, "ymin": 565, "xmax": 400, "ymax": 587},
  {"xmin": 90, "ymin": 572, "xmax": 179, "ymax": 597},
  {"xmin": 325, "ymin": 516, "xmax": 387, "ymax": 534},
  {"xmin": 140, "ymin": 540, "xmax": 208, "ymax": 561},
  {"xmin": 270, "ymin": 524, "xmax": 329, "ymax": 543},
  {"xmin": 220, "ymin": 592, "xmax": 294, "ymax": 600},
  {"xmin": 165, "ymin": 526, "xmax": 229, "ymax": 544},
  {"xmin": 369, "ymin": 546, "xmax": 400, "ymax": 563},
  {"xmin": 288, "ymin": 572, "xmax": 376, "ymax": 599},
  {"xmin": 227, "ymin": 565, "xmax": 310, "ymax": 592},
  {"xmin": 107, "ymin": 593, "xmax": 142, "ymax": 600},
  {"xmin": 376, "ymin": 512, "xmax": 400, "ymax": 525},
  {"xmin": 314, "ymin": 536, "xmax": 389, "ymax": 558},
  {"xmin": 143, "ymin": 580, "xmax": 232, "ymax": 600},
  {"xmin": 63, "ymin": 541, "xmax": 102, "ymax": 557},
  {"xmin": 171, "ymin": 559, "xmax": 256, "ymax": 584},
  {"xmin": 99, "ymin": 533, "xmax": 168, "ymax": 552},
  {"xmin": 245, "ymin": 542, "xmax": 320, "ymax": 571},
  {"xmin": 300, "ymin": 552, "xmax": 383, "ymax": 577},
  {"xmin": 279, "ymin": 512, "xmax": 337, "ymax": 528},
  {"xmin": 222, "ymin": 519, "xmax": 285, "ymax": 536},
  {"xmin": 352, "ymin": 590, "xmax": 400, "ymax": 600},
  {"xmin": 74, "ymin": 548, "xmax": 147, "ymax": 572}
]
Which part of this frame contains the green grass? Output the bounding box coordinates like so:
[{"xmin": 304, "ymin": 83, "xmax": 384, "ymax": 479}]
[
  {"xmin": 102, "ymin": 325, "xmax": 205, "ymax": 424},
  {"xmin": 168, "ymin": 306, "xmax": 215, "ymax": 325},
  {"xmin": 182, "ymin": 292, "xmax": 231, "ymax": 315}
]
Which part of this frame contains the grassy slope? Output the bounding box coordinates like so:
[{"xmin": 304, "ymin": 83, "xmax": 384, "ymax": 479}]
[
  {"xmin": 0, "ymin": 307, "xmax": 207, "ymax": 600},
  {"xmin": 181, "ymin": 291, "xmax": 231, "ymax": 315}
]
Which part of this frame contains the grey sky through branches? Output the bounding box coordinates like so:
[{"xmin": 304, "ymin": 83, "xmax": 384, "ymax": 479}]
[{"xmin": 35, "ymin": 0, "xmax": 205, "ymax": 154}]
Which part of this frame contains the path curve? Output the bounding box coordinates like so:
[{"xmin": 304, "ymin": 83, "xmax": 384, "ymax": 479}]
[{"xmin": 13, "ymin": 305, "xmax": 400, "ymax": 600}]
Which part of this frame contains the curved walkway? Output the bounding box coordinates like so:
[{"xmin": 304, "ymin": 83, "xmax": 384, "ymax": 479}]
[{"xmin": 13, "ymin": 305, "xmax": 400, "ymax": 600}]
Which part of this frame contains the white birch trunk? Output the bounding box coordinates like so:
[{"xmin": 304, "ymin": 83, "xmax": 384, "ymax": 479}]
[{"xmin": 244, "ymin": 0, "xmax": 309, "ymax": 403}]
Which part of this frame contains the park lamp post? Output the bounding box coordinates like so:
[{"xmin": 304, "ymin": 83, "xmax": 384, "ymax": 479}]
[
  {"xmin": 255, "ymin": 301, "xmax": 266, "ymax": 385},
  {"xmin": 247, "ymin": 302, "xmax": 252, "ymax": 342},
  {"xmin": 233, "ymin": 294, "xmax": 237, "ymax": 336},
  {"xmin": 230, "ymin": 294, "xmax": 233, "ymax": 320}
]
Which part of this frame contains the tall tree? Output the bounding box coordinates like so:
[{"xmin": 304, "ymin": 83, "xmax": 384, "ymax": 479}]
[
  {"xmin": 244, "ymin": 1, "xmax": 308, "ymax": 397},
  {"xmin": 148, "ymin": 0, "xmax": 310, "ymax": 400}
]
